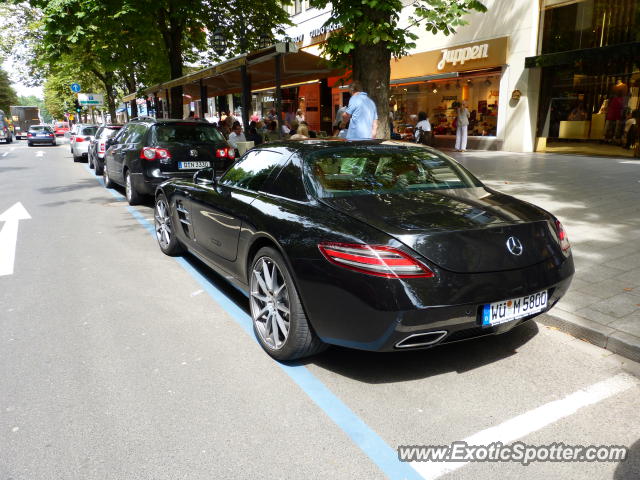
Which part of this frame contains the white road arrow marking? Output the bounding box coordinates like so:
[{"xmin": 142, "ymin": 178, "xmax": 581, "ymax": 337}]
[
  {"xmin": 35, "ymin": 150, "xmax": 45, "ymax": 157},
  {"xmin": 0, "ymin": 202, "xmax": 31, "ymax": 276}
]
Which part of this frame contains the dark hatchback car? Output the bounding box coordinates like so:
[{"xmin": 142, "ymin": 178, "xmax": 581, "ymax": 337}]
[
  {"xmin": 88, "ymin": 124, "xmax": 122, "ymax": 175},
  {"xmin": 153, "ymin": 140, "xmax": 574, "ymax": 361},
  {"xmin": 27, "ymin": 125, "xmax": 56, "ymax": 146},
  {"xmin": 103, "ymin": 117, "xmax": 235, "ymax": 205}
]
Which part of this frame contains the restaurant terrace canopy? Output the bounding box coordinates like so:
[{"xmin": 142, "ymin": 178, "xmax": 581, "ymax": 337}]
[{"xmin": 122, "ymin": 42, "xmax": 344, "ymax": 126}]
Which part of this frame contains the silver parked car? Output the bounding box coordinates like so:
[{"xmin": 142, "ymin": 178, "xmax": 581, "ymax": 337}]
[{"xmin": 70, "ymin": 124, "xmax": 98, "ymax": 162}]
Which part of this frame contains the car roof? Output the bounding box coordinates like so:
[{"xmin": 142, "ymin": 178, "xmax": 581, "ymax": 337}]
[{"xmin": 253, "ymin": 139, "xmax": 431, "ymax": 154}]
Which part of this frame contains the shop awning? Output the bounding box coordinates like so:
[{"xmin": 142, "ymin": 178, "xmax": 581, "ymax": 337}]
[
  {"xmin": 525, "ymin": 42, "xmax": 640, "ymax": 69},
  {"xmin": 122, "ymin": 42, "xmax": 343, "ymax": 103}
]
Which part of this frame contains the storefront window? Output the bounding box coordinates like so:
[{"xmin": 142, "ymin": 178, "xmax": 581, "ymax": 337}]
[
  {"xmin": 389, "ymin": 72, "xmax": 501, "ymax": 139},
  {"xmin": 541, "ymin": 0, "xmax": 640, "ymax": 54}
]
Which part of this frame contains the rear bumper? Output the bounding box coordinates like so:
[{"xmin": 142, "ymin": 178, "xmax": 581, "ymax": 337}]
[
  {"xmin": 28, "ymin": 138, "xmax": 56, "ymax": 144},
  {"xmin": 295, "ymin": 255, "xmax": 574, "ymax": 352}
]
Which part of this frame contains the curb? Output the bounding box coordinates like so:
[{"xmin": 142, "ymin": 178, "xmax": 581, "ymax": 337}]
[{"xmin": 539, "ymin": 309, "xmax": 640, "ymax": 363}]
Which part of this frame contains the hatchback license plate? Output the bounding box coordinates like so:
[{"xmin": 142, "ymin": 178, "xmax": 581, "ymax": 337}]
[
  {"xmin": 178, "ymin": 161, "xmax": 209, "ymax": 169},
  {"xmin": 481, "ymin": 290, "xmax": 548, "ymax": 326}
]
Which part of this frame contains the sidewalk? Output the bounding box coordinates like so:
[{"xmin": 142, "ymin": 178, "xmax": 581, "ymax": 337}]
[{"xmin": 450, "ymin": 149, "xmax": 640, "ymax": 362}]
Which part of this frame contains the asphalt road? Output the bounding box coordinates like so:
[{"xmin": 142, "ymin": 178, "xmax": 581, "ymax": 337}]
[{"xmin": 1, "ymin": 139, "xmax": 639, "ymax": 480}]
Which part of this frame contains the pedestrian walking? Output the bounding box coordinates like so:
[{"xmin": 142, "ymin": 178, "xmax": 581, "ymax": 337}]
[
  {"xmin": 342, "ymin": 81, "xmax": 378, "ymax": 140},
  {"xmin": 455, "ymin": 101, "xmax": 470, "ymax": 152}
]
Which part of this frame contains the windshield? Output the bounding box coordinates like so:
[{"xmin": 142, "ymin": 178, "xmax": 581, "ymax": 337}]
[
  {"xmin": 81, "ymin": 126, "xmax": 98, "ymax": 136},
  {"xmin": 100, "ymin": 127, "xmax": 121, "ymax": 138},
  {"xmin": 30, "ymin": 126, "xmax": 53, "ymax": 133},
  {"xmin": 153, "ymin": 123, "xmax": 224, "ymax": 144},
  {"xmin": 306, "ymin": 147, "xmax": 483, "ymax": 198}
]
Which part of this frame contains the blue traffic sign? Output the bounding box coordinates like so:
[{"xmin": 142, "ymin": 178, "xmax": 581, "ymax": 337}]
[{"xmin": 70, "ymin": 83, "xmax": 81, "ymax": 93}]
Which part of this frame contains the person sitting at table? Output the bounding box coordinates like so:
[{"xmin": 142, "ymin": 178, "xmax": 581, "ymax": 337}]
[
  {"xmin": 227, "ymin": 123, "xmax": 246, "ymax": 150},
  {"xmin": 290, "ymin": 124, "xmax": 309, "ymax": 140}
]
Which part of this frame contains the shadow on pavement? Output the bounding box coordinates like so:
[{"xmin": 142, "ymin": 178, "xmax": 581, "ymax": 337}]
[
  {"xmin": 306, "ymin": 321, "xmax": 539, "ymax": 384},
  {"xmin": 615, "ymin": 438, "xmax": 640, "ymax": 479},
  {"xmin": 37, "ymin": 178, "xmax": 101, "ymax": 194}
]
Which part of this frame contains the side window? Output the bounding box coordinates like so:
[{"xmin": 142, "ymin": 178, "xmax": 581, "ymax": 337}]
[
  {"xmin": 126, "ymin": 124, "xmax": 147, "ymax": 144},
  {"xmin": 219, "ymin": 149, "xmax": 288, "ymax": 191},
  {"xmin": 114, "ymin": 126, "xmax": 130, "ymax": 143},
  {"xmin": 262, "ymin": 159, "xmax": 308, "ymax": 201}
]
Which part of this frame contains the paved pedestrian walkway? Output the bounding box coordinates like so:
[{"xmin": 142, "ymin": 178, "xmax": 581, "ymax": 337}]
[{"xmin": 450, "ymin": 150, "xmax": 640, "ymax": 362}]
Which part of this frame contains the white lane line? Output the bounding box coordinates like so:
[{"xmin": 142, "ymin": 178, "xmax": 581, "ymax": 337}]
[
  {"xmin": 413, "ymin": 373, "xmax": 638, "ymax": 479},
  {"xmin": 1, "ymin": 152, "xmax": 7, "ymax": 157},
  {"xmin": 35, "ymin": 150, "xmax": 45, "ymax": 157}
]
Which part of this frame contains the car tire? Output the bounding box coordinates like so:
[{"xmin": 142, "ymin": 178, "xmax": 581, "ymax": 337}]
[
  {"xmin": 27, "ymin": 142, "xmax": 33, "ymax": 147},
  {"xmin": 249, "ymin": 246, "xmax": 326, "ymax": 361},
  {"xmin": 124, "ymin": 170, "xmax": 142, "ymax": 206},
  {"xmin": 6, "ymin": 137, "xmax": 12, "ymax": 144},
  {"xmin": 154, "ymin": 194, "xmax": 184, "ymax": 256},
  {"xmin": 73, "ymin": 154, "xmax": 81, "ymax": 162},
  {"xmin": 94, "ymin": 159, "xmax": 103, "ymax": 176},
  {"xmin": 88, "ymin": 155, "xmax": 94, "ymax": 169},
  {"xmin": 103, "ymin": 163, "xmax": 115, "ymax": 188}
]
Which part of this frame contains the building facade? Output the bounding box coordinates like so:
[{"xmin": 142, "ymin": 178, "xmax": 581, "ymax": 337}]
[{"xmin": 285, "ymin": 0, "xmax": 543, "ymax": 152}]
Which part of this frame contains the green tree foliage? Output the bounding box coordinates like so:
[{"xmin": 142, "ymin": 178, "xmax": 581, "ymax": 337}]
[
  {"xmin": 310, "ymin": 0, "xmax": 487, "ymax": 138},
  {"xmin": 0, "ymin": 67, "xmax": 19, "ymax": 113}
]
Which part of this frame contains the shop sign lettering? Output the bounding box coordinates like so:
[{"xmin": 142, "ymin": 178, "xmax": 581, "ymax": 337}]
[{"xmin": 437, "ymin": 44, "xmax": 489, "ymax": 70}]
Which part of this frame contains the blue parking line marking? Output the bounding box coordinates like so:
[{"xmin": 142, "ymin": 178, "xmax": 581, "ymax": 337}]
[{"xmin": 86, "ymin": 167, "xmax": 423, "ymax": 480}]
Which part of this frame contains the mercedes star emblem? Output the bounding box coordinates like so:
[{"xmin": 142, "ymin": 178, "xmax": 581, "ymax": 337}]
[
  {"xmin": 506, "ymin": 236, "xmax": 523, "ymax": 256},
  {"xmin": 189, "ymin": 149, "xmax": 198, "ymax": 157}
]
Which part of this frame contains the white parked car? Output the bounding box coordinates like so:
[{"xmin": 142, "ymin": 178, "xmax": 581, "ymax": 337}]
[{"xmin": 70, "ymin": 124, "xmax": 98, "ymax": 162}]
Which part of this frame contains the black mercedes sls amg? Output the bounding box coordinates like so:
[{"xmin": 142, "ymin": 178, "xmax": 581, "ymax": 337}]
[{"xmin": 154, "ymin": 140, "xmax": 574, "ymax": 360}]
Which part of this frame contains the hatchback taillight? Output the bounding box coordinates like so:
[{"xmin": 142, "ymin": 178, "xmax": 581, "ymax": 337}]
[
  {"xmin": 27, "ymin": 133, "xmax": 33, "ymax": 137},
  {"xmin": 99, "ymin": 142, "xmax": 106, "ymax": 153},
  {"xmin": 75, "ymin": 136, "xmax": 84, "ymax": 142},
  {"xmin": 554, "ymin": 220, "xmax": 571, "ymax": 254},
  {"xmin": 140, "ymin": 147, "xmax": 171, "ymax": 161},
  {"xmin": 318, "ymin": 242, "xmax": 435, "ymax": 278},
  {"xmin": 216, "ymin": 147, "xmax": 235, "ymax": 159}
]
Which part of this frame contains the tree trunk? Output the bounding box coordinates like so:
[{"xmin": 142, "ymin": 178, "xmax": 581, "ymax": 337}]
[
  {"xmin": 158, "ymin": 6, "xmax": 185, "ymax": 119},
  {"xmin": 91, "ymin": 68, "xmax": 117, "ymax": 123},
  {"xmin": 352, "ymin": 43, "xmax": 391, "ymax": 139}
]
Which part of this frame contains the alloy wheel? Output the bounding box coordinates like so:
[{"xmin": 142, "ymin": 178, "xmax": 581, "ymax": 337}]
[
  {"xmin": 250, "ymin": 257, "xmax": 291, "ymax": 350},
  {"xmin": 154, "ymin": 198, "xmax": 172, "ymax": 249}
]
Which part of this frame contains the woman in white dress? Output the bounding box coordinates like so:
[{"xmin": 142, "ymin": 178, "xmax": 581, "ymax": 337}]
[{"xmin": 455, "ymin": 102, "xmax": 470, "ymax": 152}]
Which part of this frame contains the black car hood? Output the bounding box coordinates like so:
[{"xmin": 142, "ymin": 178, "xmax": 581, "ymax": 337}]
[{"xmin": 320, "ymin": 188, "xmax": 562, "ymax": 273}]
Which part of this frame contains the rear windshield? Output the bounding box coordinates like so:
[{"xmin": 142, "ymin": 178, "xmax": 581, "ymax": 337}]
[
  {"xmin": 152, "ymin": 123, "xmax": 224, "ymax": 144},
  {"xmin": 306, "ymin": 147, "xmax": 483, "ymax": 198},
  {"xmin": 81, "ymin": 126, "xmax": 98, "ymax": 136},
  {"xmin": 30, "ymin": 126, "xmax": 53, "ymax": 133},
  {"xmin": 55, "ymin": 122, "xmax": 68, "ymax": 128}
]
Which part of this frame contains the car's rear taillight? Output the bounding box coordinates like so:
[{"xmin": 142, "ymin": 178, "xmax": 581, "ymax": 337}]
[
  {"xmin": 140, "ymin": 147, "xmax": 171, "ymax": 161},
  {"xmin": 555, "ymin": 220, "xmax": 571, "ymax": 254},
  {"xmin": 75, "ymin": 136, "xmax": 84, "ymax": 142},
  {"xmin": 318, "ymin": 242, "xmax": 435, "ymax": 278},
  {"xmin": 27, "ymin": 133, "xmax": 32, "ymax": 137},
  {"xmin": 215, "ymin": 147, "xmax": 235, "ymax": 159},
  {"xmin": 99, "ymin": 142, "xmax": 106, "ymax": 153}
]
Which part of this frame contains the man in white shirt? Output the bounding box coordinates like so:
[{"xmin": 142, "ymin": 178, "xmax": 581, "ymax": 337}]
[{"xmin": 228, "ymin": 123, "xmax": 246, "ymax": 150}]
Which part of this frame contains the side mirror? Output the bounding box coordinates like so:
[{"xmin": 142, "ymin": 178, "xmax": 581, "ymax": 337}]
[
  {"xmin": 193, "ymin": 167, "xmax": 215, "ymax": 187},
  {"xmin": 105, "ymin": 138, "xmax": 116, "ymax": 148}
]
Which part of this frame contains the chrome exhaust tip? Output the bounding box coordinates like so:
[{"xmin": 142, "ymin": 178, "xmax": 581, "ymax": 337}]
[{"xmin": 395, "ymin": 331, "xmax": 448, "ymax": 349}]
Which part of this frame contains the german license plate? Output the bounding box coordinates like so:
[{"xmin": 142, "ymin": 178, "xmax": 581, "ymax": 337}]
[
  {"xmin": 481, "ymin": 290, "xmax": 548, "ymax": 326},
  {"xmin": 178, "ymin": 161, "xmax": 209, "ymax": 169}
]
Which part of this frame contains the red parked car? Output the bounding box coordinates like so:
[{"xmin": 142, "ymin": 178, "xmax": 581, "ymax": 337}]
[{"xmin": 54, "ymin": 121, "xmax": 70, "ymax": 136}]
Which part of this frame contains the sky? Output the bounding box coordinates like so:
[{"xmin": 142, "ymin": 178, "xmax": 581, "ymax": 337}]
[{"xmin": 3, "ymin": 60, "xmax": 43, "ymax": 98}]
